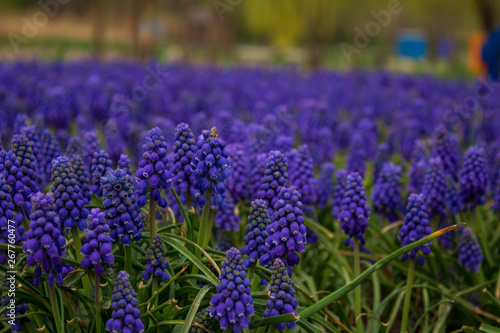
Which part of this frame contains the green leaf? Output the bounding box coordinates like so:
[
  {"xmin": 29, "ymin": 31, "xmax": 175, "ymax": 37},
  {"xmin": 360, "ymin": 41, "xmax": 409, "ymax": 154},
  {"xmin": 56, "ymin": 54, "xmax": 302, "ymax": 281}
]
[
  {"xmin": 180, "ymin": 285, "xmax": 211, "ymax": 333},
  {"xmin": 249, "ymin": 313, "xmax": 299, "ymax": 328}
]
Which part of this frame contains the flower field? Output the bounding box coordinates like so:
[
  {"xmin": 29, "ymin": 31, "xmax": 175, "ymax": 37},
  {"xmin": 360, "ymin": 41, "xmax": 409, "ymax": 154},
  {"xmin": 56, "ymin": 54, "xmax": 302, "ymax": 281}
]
[{"xmin": 0, "ymin": 60, "xmax": 499, "ymax": 332}]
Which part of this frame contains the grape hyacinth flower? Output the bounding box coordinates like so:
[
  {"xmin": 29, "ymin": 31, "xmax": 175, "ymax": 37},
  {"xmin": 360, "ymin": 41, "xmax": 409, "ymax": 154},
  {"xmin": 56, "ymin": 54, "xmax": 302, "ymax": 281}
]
[
  {"xmin": 408, "ymin": 140, "xmax": 428, "ymax": 194},
  {"xmin": 398, "ymin": 194, "xmax": 432, "ymax": 265},
  {"xmin": 20, "ymin": 125, "xmax": 42, "ymax": 166},
  {"xmin": 136, "ymin": 127, "xmax": 171, "ymax": 209},
  {"xmin": 83, "ymin": 131, "xmax": 101, "ymax": 170},
  {"xmin": 90, "ymin": 150, "xmax": 112, "ymax": 197},
  {"xmin": 338, "ymin": 172, "xmax": 370, "ymax": 247},
  {"xmin": 2, "ymin": 303, "xmax": 28, "ymax": 333},
  {"xmin": 373, "ymin": 143, "xmax": 390, "ymax": 181},
  {"xmin": 66, "ymin": 137, "xmax": 83, "ymax": 157},
  {"xmin": 457, "ymin": 227, "xmax": 483, "ymax": 272},
  {"xmin": 371, "ymin": 162, "xmax": 403, "ymax": 222},
  {"xmin": 317, "ymin": 163, "xmax": 335, "ymax": 210},
  {"xmin": 288, "ymin": 145, "xmax": 318, "ymax": 205},
  {"xmin": 70, "ymin": 154, "xmax": 92, "ymax": 205},
  {"xmin": 422, "ymin": 158, "xmax": 447, "ymax": 218},
  {"xmin": 105, "ymin": 271, "xmax": 145, "ymax": 333},
  {"xmin": 446, "ymin": 178, "xmax": 463, "ymax": 215},
  {"xmin": 209, "ymin": 248, "xmax": 254, "ymax": 333},
  {"xmin": 102, "ymin": 169, "xmax": 142, "ymax": 246},
  {"xmin": 263, "ymin": 258, "xmax": 299, "ymax": 331},
  {"xmin": 40, "ymin": 129, "xmax": 62, "ymax": 185},
  {"xmin": 437, "ymin": 217, "xmax": 454, "ymax": 249},
  {"xmin": 193, "ymin": 127, "xmax": 231, "ymax": 210},
  {"xmin": 142, "ymin": 235, "xmax": 170, "ymax": 282},
  {"xmin": 241, "ymin": 199, "xmax": 270, "ymax": 268},
  {"xmin": 459, "ymin": 146, "xmax": 489, "ymax": 210},
  {"xmin": 257, "ymin": 151, "xmax": 288, "ymax": 216},
  {"xmin": 215, "ymin": 196, "xmax": 241, "ymax": 232},
  {"xmin": 117, "ymin": 154, "xmax": 132, "ymax": 176},
  {"xmin": 23, "ymin": 192, "xmax": 67, "ymax": 286},
  {"xmin": 81, "ymin": 208, "xmax": 114, "ymax": 276},
  {"xmin": 260, "ymin": 187, "xmax": 306, "ymax": 274},
  {"xmin": 50, "ymin": 156, "xmax": 89, "ymax": 231},
  {"xmin": 171, "ymin": 123, "xmax": 197, "ymax": 207},
  {"xmin": 249, "ymin": 153, "xmax": 266, "ymax": 200},
  {"xmin": 189, "ymin": 307, "xmax": 214, "ymax": 333},
  {"xmin": 0, "ymin": 176, "xmax": 24, "ymax": 264},
  {"xmin": 226, "ymin": 144, "xmax": 250, "ymax": 203},
  {"xmin": 13, "ymin": 114, "xmax": 28, "ymax": 136},
  {"xmin": 11, "ymin": 134, "xmax": 39, "ymax": 194},
  {"xmin": 346, "ymin": 134, "xmax": 366, "ymax": 177},
  {"xmin": 331, "ymin": 169, "xmax": 347, "ymax": 219},
  {"xmin": 431, "ymin": 125, "xmax": 461, "ymax": 180}
]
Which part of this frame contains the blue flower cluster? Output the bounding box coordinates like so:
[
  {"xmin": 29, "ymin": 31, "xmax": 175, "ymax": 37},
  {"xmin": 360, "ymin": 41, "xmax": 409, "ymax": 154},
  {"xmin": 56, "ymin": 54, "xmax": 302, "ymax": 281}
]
[
  {"xmin": 398, "ymin": 193, "xmax": 432, "ymax": 265},
  {"xmin": 117, "ymin": 154, "xmax": 132, "ymax": 176},
  {"xmin": 50, "ymin": 156, "xmax": 89, "ymax": 231},
  {"xmin": 261, "ymin": 187, "xmax": 306, "ymax": 274},
  {"xmin": 459, "ymin": 146, "xmax": 489, "ymax": 210},
  {"xmin": 408, "ymin": 140, "xmax": 427, "ymax": 194},
  {"xmin": 23, "ymin": 192, "xmax": 67, "ymax": 286},
  {"xmin": 90, "ymin": 150, "xmax": 112, "ymax": 197},
  {"xmin": 20, "ymin": 125, "xmax": 42, "ymax": 166},
  {"xmin": 189, "ymin": 307, "xmax": 214, "ymax": 333},
  {"xmin": 0, "ymin": 177, "xmax": 24, "ymax": 264},
  {"xmin": 331, "ymin": 169, "xmax": 347, "ymax": 219},
  {"xmin": 193, "ymin": 127, "xmax": 231, "ymax": 210},
  {"xmin": 142, "ymin": 235, "xmax": 170, "ymax": 282},
  {"xmin": 106, "ymin": 271, "xmax": 145, "ymax": 333},
  {"xmin": 288, "ymin": 145, "xmax": 318, "ymax": 206},
  {"xmin": 258, "ymin": 151, "xmax": 288, "ymax": 216},
  {"xmin": 317, "ymin": 163, "xmax": 335, "ymax": 209},
  {"xmin": 446, "ymin": 178, "xmax": 463, "ymax": 215},
  {"xmin": 210, "ymin": 247, "xmax": 254, "ymax": 333},
  {"xmin": 66, "ymin": 137, "xmax": 83, "ymax": 157},
  {"xmin": 102, "ymin": 169, "xmax": 142, "ymax": 246},
  {"xmin": 338, "ymin": 172, "xmax": 370, "ymax": 247},
  {"xmin": 40, "ymin": 129, "xmax": 62, "ymax": 185},
  {"xmin": 371, "ymin": 162, "xmax": 403, "ymax": 222},
  {"xmin": 241, "ymin": 199, "xmax": 270, "ymax": 267},
  {"xmin": 346, "ymin": 133, "xmax": 366, "ymax": 177},
  {"xmin": 457, "ymin": 227, "xmax": 483, "ymax": 272},
  {"xmin": 81, "ymin": 208, "xmax": 114, "ymax": 275},
  {"xmin": 83, "ymin": 131, "xmax": 101, "ymax": 170},
  {"xmin": 136, "ymin": 127, "xmax": 172, "ymax": 208},
  {"xmin": 70, "ymin": 154, "xmax": 92, "ymax": 205},
  {"xmin": 171, "ymin": 123, "xmax": 197, "ymax": 204},
  {"xmin": 422, "ymin": 158, "xmax": 447, "ymax": 217},
  {"xmin": 0, "ymin": 149, "xmax": 31, "ymax": 216},
  {"xmin": 215, "ymin": 196, "xmax": 241, "ymax": 232},
  {"xmin": 432, "ymin": 125, "xmax": 461, "ymax": 180},
  {"xmin": 226, "ymin": 144, "xmax": 250, "ymax": 203},
  {"xmin": 11, "ymin": 134, "xmax": 39, "ymax": 195},
  {"xmin": 264, "ymin": 258, "xmax": 299, "ymax": 331}
]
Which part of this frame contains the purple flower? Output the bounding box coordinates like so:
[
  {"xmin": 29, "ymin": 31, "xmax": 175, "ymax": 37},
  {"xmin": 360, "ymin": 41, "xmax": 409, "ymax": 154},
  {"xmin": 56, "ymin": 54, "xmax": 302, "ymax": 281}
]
[
  {"xmin": 371, "ymin": 162, "xmax": 403, "ymax": 222},
  {"xmin": 317, "ymin": 163, "xmax": 335, "ymax": 210},
  {"xmin": 50, "ymin": 156, "xmax": 89, "ymax": 231},
  {"xmin": 189, "ymin": 307, "xmax": 214, "ymax": 333},
  {"xmin": 457, "ymin": 227, "xmax": 483, "ymax": 272},
  {"xmin": 22, "ymin": 192, "xmax": 68, "ymax": 286},
  {"xmin": 446, "ymin": 178, "xmax": 463, "ymax": 215},
  {"xmin": 241, "ymin": 199, "xmax": 270, "ymax": 267},
  {"xmin": 422, "ymin": 158, "xmax": 447, "ymax": 218},
  {"xmin": 209, "ymin": 248, "xmax": 254, "ymax": 333},
  {"xmin": 171, "ymin": 123, "xmax": 197, "ymax": 205},
  {"xmin": 83, "ymin": 131, "xmax": 101, "ymax": 171},
  {"xmin": 117, "ymin": 154, "xmax": 132, "ymax": 176},
  {"xmin": 20, "ymin": 125, "xmax": 42, "ymax": 167},
  {"xmin": 40, "ymin": 129, "xmax": 62, "ymax": 186},
  {"xmin": 193, "ymin": 127, "xmax": 231, "ymax": 210},
  {"xmin": 66, "ymin": 137, "xmax": 83, "ymax": 157},
  {"xmin": 408, "ymin": 140, "xmax": 428, "ymax": 194},
  {"xmin": 263, "ymin": 258, "xmax": 299, "ymax": 331},
  {"xmin": 70, "ymin": 154, "xmax": 92, "ymax": 205},
  {"xmin": 142, "ymin": 234, "xmax": 170, "ymax": 282},
  {"xmin": 398, "ymin": 193, "xmax": 432, "ymax": 266},
  {"xmin": 105, "ymin": 271, "xmax": 145, "ymax": 333},
  {"xmin": 260, "ymin": 187, "xmax": 306, "ymax": 274},
  {"xmin": 0, "ymin": 176, "xmax": 25, "ymax": 264},
  {"xmin": 81, "ymin": 208, "xmax": 114, "ymax": 276},
  {"xmin": 226, "ymin": 144, "xmax": 250, "ymax": 203},
  {"xmin": 338, "ymin": 172, "xmax": 370, "ymax": 247},
  {"xmin": 90, "ymin": 150, "xmax": 112, "ymax": 197},
  {"xmin": 275, "ymin": 135, "xmax": 294, "ymax": 154},
  {"xmin": 346, "ymin": 134, "xmax": 366, "ymax": 177},
  {"xmin": 288, "ymin": 145, "xmax": 318, "ymax": 206},
  {"xmin": 249, "ymin": 153, "xmax": 267, "ymax": 200},
  {"xmin": 331, "ymin": 170, "xmax": 347, "ymax": 219},
  {"xmin": 373, "ymin": 143, "xmax": 390, "ymax": 181},
  {"xmin": 102, "ymin": 169, "xmax": 142, "ymax": 246},
  {"xmin": 11, "ymin": 134, "xmax": 39, "ymax": 194},
  {"xmin": 459, "ymin": 146, "xmax": 489, "ymax": 210},
  {"xmin": 215, "ymin": 195, "xmax": 241, "ymax": 232},
  {"xmin": 135, "ymin": 127, "xmax": 172, "ymax": 209},
  {"xmin": 2, "ymin": 303, "xmax": 28, "ymax": 332},
  {"xmin": 257, "ymin": 151, "xmax": 288, "ymax": 216},
  {"xmin": 431, "ymin": 125, "xmax": 461, "ymax": 180},
  {"xmin": 13, "ymin": 114, "xmax": 28, "ymax": 136}
]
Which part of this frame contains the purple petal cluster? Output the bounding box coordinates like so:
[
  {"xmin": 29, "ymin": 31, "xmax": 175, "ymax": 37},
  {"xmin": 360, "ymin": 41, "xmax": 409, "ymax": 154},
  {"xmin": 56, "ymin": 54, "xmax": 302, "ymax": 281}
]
[
  {"xmin": 331, "ymin": 169, "xmax": 347, "ymax": 219},
  {"xmin": 373, "ymin": 143, "xmax": 390, "ymax": 180},
  {"xmin": 81, "ymin": 208, "xmax": 114, "ymax": 276},
  {"xmin": 70, "ymin": 154, "xmax": 92, "ymax": 205},
  {"xmin": 105, "ymin": 271, "xmax": 145, "ymax": 333},
  {"xmin": 226, "ymin": 144, "xmax": 250, "ymax": 203},
  {"xmin": 40, "ymin": 129, "xmax": 62, "ymax": 185},
  {"xmin": 249, "ymin": 153, "xmax": 266, "ymax": 200},
  {"xmin": 260, "ymin": 187, "xmax": 306, "ymax": 273},
  {"xmin": 446, "ymin": 178, "xmax": 463, "ymax": 215},
  {"xmin": 241, "ymin": 199, "xmax": 270, "ymax": 267},
  {"xmin": 23, "ymin": 192, "xmax": 67, "ymax": 286},
  {"xmin": 371, "ymin": 162, "xmax": 403, "ymax": 222},
  {"xmin": 288, "ymin": 145, "xmax": 318, "ymax": 205},
  {"xmin": 142, "ymin": 234, "xmax": 170, "ymax": 282},
  {"xmin": 171, "ymin": 123, "xmax": 197, "ymax": 204},
  {"xmin": 50, "ymin": 156, "xmax": 89, "ymax": 231},
  {"xmin": 431, "ymin": 125, "xmax": 461, "ymax": 180},
  {"xmin": 117, "ymin": 154, "xmax": 132, "ymax": 176},
  {"xmin": 422, "ymin": 158, "xmax": 447, "ymax": 217},
  {"xmin": 11, "ymin": 134, "xmax": 39, "ymax": 194},
  {"xmin": 0, "ymin": 149, "xmax": 32, "ymax": 216},
  {"xmin": 189, "ymin": 307, "xmax": 214, "ymax": 333},
  {"xmin": 257, "ymin": 151, "xmax": 288, "ymax": 216},
  {"xmin": 338, "ymin": 172, "xmax": 370, "ymax": 247},
  {"xmin": 193, "ymin": 127, "xmax": 231, "ymax": 210},
  {"xmin": 215, "ymin": 196, "xmax": 241, "ymax": 232},
  {"xmin": 83, "ymin": 131, "xmax": 101, "ymax": 170},
  {"xmin": 398, "ymin": 193, "xmax": 432, "ymax": 265},
  {"xmin": 209, "ymin": 247, "xmax": 254, "ymax": 333},
  {"xmin": 135, "ymin": 127, "xmax": 172, "ymax": 208},
  {"xmin": 90, "ymin": 150, "xmax": 112, "ymax": 197},
  {"xmin": 317, "ymin": 163, "xmax": 335, "ymax": 209},
  {"xmin": 264, "ymin": 258, "xmax": 299, "ymax": 331},
  {"xmin": 456, "ymin": 227, "xmax": 483, "ymax": 272},
  {"xmin": 20, "ymin": 126, "xmax": 42, "ymax": 166},
  {"xmin": 346, "ymin": 134, "xmax": 366, "ymax": 177},
  {"xmin": 66, "ymin": 137, "xmax": 83, "ymax": 157},
  {"xmin": 408, "ymin": 140, "xmax": 428, "ymax": 194},
  {"xmin": 459, "ymin": 146, "xmax": 489, "ymax": 210},
  {"xmin": 0, "ymin": 177, "xmax": 24, "ymax": 264},
  {"xmin": 102, "ymin": 169, "xmax": 142, "ymax": 246}
]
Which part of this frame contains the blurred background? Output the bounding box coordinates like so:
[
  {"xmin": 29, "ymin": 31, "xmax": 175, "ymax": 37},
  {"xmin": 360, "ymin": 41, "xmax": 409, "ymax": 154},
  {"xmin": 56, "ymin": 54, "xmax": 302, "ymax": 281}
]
[{"xmin": 0, "ymin": 0, "xmax": 499, "ymax": 77}]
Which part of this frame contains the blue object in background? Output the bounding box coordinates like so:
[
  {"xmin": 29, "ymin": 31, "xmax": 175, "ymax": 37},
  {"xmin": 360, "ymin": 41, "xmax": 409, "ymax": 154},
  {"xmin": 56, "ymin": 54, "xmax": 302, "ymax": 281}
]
[
  {"xmin": 396, "ymin": 32, "xmax": 428, "ymax": 60},
  {"xmin": 437, "ymin": 37, "xmax": 453, "ymax": 59},
  {"xmin": 482, "ymin": 27, "xmax": 500, "ymax": 81}
]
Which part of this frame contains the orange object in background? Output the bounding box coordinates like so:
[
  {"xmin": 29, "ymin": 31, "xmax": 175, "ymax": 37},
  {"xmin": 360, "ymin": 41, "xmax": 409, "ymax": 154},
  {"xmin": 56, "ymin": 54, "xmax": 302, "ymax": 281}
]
[{"xmin": 468, "ymin": 32, "xmax": 487, "ymax": 76}]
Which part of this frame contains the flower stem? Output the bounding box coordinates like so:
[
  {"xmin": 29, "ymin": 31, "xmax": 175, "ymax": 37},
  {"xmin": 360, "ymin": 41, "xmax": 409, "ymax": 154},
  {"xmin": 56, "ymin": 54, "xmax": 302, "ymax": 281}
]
[
  {"xmin": 354, "ymin": 239, "xmax": 363, "ymax": 333},
  {"xmin": 197, "ymin": 185, "xmax": 213, "ymax": 250},
  {"xmin": 474, "ymin": 208, "xmax": 494, "ymax": 268},
  {"xmin": 125, "ymin": 245, "xmax": 132, "ymax": 275},
  {"xmin": 48, "ymin": 284, "xmax": 63, "ymax": 333},
  {"xmin": 95, "ymin": 272, "xmax": 101, "ymax": 333},
  {"xmin": 71, "ymin": 226, "xmax": 92, "ymax": 296},
  {"xmin": 150, "ymin": 197, "xmax": 156, "ymax": 239},
  {"xmin": 401, "ymin": 259, "xmax": 416, "ymax": 333},
  {"xmin": 248, "ymin": 262, "xmax": 260, "ymax": 292}
]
